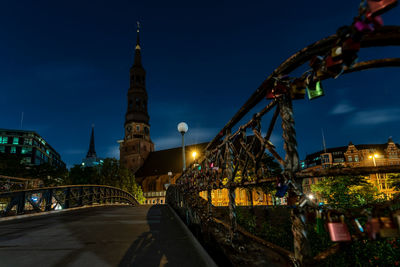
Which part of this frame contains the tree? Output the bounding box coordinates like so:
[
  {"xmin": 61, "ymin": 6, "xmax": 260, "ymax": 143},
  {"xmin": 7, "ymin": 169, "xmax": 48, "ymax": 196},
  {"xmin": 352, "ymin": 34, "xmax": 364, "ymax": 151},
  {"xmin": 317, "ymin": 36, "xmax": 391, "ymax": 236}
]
[
  {"xmin": 311, "ymin": 175, "xmax": 383, "ymax": 208},
  {"xmin": 66, "ymin": 158, "xmax": 145, "ymax": 204},
  {"xmin": 388, "ymin": 173, "xmax": 400, "ymax": 192},
  {"xmin": 0, "ymin": 153, "xmax": 68, "ymax": 186}
]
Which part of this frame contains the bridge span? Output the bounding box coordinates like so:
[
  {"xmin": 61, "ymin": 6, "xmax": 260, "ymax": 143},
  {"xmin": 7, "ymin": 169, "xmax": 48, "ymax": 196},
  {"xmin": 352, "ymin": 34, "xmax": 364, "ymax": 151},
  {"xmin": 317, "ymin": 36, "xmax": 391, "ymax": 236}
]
[{"xmin": 0, "ymin": 205, "xmax": 216, "ymax": 267}]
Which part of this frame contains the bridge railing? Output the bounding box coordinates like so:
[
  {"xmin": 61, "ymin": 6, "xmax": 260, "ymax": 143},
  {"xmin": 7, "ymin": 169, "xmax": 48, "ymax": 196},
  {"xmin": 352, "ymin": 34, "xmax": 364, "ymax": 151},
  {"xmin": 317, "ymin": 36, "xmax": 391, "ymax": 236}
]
[
  {"xmin": 168, "ymin": 1, "xmax": 400, "ymax": 266},
  {"xmin": 0, "ymin": 185, "xmax": 139, "ymax": 217}
]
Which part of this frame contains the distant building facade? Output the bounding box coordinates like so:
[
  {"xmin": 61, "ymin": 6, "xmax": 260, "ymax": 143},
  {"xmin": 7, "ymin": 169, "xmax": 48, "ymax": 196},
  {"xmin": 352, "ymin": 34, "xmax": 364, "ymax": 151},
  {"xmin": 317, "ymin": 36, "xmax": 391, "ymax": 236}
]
[
  {"xmin": 119, "ymin": 24, "xmax": 154, "ymax": 173},
  {"xmin": 136, "ymin": 142, "xmax": 273, "ymax": 206},
  {"xmin": 0, "ymin": 129, "xmax": 65, "ymax": 168},
  {"xmin": 81, "ymin": 126, "xmax": 103, "ymax": 167},
  {"xmin": 301, "ymin": 138, "xmax": 400, "ymax": 199}
]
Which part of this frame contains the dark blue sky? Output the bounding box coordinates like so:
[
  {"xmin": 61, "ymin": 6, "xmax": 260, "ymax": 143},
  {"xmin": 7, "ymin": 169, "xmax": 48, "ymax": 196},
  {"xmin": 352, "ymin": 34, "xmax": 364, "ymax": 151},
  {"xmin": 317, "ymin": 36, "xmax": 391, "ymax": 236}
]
[{"xmin": 1, "ymin": 0, "xmax": 399, "ymax": 168}]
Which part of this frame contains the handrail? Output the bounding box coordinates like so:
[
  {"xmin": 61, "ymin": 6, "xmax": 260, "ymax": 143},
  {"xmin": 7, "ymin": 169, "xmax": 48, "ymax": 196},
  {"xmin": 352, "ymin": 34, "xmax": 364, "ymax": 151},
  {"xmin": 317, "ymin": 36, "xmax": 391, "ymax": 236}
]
[{"xmin": 0, "ymin": 185, "xmax": 139, "ymax": 217}]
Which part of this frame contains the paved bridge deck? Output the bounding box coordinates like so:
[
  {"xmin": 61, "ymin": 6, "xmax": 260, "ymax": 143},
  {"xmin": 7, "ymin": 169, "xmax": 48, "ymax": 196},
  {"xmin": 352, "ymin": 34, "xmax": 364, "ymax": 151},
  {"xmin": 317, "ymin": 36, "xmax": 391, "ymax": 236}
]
[{"xmin": 0, "ymin": 205, "xmax": 216, "ymax": 267}]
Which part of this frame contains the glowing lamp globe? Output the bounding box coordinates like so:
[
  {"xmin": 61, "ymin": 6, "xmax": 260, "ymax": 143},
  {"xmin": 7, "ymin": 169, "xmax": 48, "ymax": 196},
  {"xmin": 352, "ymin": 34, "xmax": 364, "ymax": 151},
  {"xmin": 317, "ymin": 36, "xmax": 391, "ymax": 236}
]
[{"xmin": 177, "ymin": 122, "xmax": 188, "ymax": 134}]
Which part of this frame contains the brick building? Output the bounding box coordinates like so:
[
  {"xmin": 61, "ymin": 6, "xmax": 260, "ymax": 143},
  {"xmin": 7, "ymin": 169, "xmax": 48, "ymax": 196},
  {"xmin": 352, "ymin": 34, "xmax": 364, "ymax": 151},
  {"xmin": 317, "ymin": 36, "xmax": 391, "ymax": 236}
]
[{"xmin": 302, "ymin": 138, "xmax": 400, "ymax": 199}]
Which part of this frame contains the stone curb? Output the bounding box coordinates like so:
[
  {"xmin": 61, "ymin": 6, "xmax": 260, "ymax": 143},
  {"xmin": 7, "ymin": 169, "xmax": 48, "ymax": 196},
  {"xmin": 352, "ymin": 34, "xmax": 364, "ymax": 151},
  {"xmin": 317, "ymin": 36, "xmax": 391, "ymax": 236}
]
[{"xmin": 167, "ymin": 204, "xmax": 218, "ymax": 267}]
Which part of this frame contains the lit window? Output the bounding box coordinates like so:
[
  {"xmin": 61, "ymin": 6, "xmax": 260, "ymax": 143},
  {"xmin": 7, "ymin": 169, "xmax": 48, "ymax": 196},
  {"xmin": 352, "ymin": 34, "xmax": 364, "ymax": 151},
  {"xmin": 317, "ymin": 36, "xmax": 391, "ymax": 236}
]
[
  {"xmin": 24, "ymin": 138, "xmax": 32, "ymax": 145},
  {"xmin": 11, "ymin": 147, "xmax": 16, "ymax": 153},
  {"xmin": 0, "ymin": 136, "xmax": 8, "ymax": 144},
  {"xmin": 21, "ymin": 157, "xmax": 31, "ymax": 164},
  {"xmin": 348, "ymin": 156, "xmax": 352, "ymax": 162},
  {"xmin": 354, "ymin": 155, "xmax": 359, "ymax": 162},
  {"xmin": 13, "ymin": 137, "xmax": 19, "ymax": 145},
  {"xmin": 136, "ymin": 125, "xmax": 140, "ymax": 131},
  {"xmin": 0, "ymin": 146, "xmax": 4, "ymax": 153},
  {"xmin": 21, "ymin": 147, "xmax": 32, "ymax": 154}
]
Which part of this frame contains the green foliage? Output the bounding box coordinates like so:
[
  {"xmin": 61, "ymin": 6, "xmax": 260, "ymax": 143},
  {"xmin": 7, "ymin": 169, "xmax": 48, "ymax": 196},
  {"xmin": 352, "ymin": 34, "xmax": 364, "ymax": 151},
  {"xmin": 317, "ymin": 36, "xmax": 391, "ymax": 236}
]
[
  {"xmin": 236, "ymin": 208, "xmax": 257, "ymax": 233},
  {"xmin": 0, "ymin": 153, "xmax": 68, "ymax": 186},
  {"xmin": 260, "ymin": 220, "xmax": 293, "ymax": 251},
  {"xmin": 236, "ymin": 207, "xmax": 293, "ymax": 251},
  {"xmin": 311, "ymin": 176, "xmax": 382, "ymax": 208},
  {"xmin": 308, "ymin": 223, "xmax": 400, "ymax": 267},
  {"xmin": 388, "ymin": 173, "xmax": 400, "ymax": 192},
  {"xmin": 67, "ymin": 158, "xmax": 145, "ymax": 204}
]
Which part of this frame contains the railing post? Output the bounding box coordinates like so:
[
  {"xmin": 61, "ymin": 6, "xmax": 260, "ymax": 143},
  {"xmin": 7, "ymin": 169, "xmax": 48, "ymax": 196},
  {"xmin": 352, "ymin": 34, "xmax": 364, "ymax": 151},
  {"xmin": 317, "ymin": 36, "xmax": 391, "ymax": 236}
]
[
  {"xmin": 64, "ymin": 188, "xmax": 70, "ymax": 209},
  {"xmin": 89, "ymin": 187, "xmax": 94, "ymax": 206},
  {"xmin": 78, "ymin": 187, "xmax": 83, "ymax": 207},
  {"xmin": 17, "ymin": 192, "xmax": 25, "ymax": 214},
  {"xmin": 279, "ymin": 94, "xmax": 311, "ymax": 265},
  {"xmin": 207, "ymin": 186, "xmax": 212, "ymax": 218},
  {"xmin": 225, "ymin": 130, "xmax": 237, "ymax": 239},
  {"xmin": 45, "ymin": 189, "xmax": 53, "ymax": 211}
]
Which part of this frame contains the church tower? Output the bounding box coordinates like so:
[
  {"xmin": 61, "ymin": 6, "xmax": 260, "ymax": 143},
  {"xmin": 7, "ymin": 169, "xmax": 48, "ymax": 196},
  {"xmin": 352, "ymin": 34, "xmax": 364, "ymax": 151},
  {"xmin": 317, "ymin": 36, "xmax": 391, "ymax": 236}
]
[{"xmin": 119, "ymin": 23, "xmax": 154, "ymax": 173}]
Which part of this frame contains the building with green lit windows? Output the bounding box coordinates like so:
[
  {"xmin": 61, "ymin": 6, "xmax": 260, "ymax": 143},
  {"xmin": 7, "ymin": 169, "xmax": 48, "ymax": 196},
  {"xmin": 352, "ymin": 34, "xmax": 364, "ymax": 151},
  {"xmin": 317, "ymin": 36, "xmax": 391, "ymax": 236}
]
[{"xmin": 0, "ymin": 129, "xmax": 65, "ymax": 168}]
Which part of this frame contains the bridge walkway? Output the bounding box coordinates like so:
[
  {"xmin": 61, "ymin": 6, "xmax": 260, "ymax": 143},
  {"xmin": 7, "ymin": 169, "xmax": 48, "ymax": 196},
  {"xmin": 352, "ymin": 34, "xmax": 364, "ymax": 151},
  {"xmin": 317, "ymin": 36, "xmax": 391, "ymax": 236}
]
[{"xmin": 0, "ymin": 205, "xmax": 216, "ymax": 267}]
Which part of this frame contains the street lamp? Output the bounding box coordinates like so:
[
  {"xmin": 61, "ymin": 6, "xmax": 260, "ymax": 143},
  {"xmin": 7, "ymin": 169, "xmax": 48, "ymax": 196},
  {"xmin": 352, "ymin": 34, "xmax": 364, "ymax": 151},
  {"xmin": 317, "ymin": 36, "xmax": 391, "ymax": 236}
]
[
  {"xmin": 368, "ymin": 154, "xmax": 379, "ymax": 167},
  {"xmin": 177, "ymin": 122, "xmax": 188, "ymax": 171},
  {"xmin": 165, "ymin": 171, "xmax": 172, "ymax": 190},
  {"xmin": 192, "ymin": 151, "xmax": 197, "ymax": 163}
]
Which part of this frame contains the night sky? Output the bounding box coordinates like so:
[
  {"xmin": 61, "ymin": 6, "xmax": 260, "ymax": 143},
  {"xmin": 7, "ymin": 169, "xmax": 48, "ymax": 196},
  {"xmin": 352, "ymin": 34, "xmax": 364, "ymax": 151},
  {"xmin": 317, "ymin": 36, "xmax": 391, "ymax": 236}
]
[{"xmin": 1, "ymin": 0, "xmax": 399, "ymax": 168}]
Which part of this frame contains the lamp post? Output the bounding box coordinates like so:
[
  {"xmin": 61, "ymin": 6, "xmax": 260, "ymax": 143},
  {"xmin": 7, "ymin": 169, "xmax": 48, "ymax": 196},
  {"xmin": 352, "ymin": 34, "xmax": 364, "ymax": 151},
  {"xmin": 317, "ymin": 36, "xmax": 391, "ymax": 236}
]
[
  {"xmin": 165, "ymin": 171, "xmax": 172, "ymax": 190},
  {"xmin": 369, "ymin": 154, "xmax": 386, "ymax": 198},
  {"xmin": 177, "ymin": 122, "xmax": 188, "ymax": 171}
]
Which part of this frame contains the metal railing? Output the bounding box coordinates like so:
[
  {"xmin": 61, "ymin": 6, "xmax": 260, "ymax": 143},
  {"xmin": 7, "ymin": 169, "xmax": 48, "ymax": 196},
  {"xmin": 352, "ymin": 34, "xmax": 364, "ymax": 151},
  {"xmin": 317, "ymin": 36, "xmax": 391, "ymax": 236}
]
[
  {"xmin": 144, "ymin": 191, "xmax": 166, "ymax": 197},
  {"xmin": 167, "ymin": 2, "xmax": 400, "ymax": 266},
  {"xmin": 0, "ymin": 185, "xmax": 139, "ymax": 217}
]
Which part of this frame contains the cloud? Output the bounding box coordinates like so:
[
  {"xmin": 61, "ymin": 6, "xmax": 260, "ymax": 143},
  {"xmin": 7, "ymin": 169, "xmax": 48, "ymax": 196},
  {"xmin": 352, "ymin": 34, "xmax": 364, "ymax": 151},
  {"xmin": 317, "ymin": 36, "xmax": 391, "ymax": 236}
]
[
  {"xmin": 350, "ymin": 108, "xmax": 400, "ymax": 125},
  {"xmin": 153, "ymin": 127, "xmax": 219, "ymax": 151},
  {"xmin": 331, "ymin": 102, "xmax": 356, "ymax": 115},
  {"xmin": 105, "ymin": 145, "xmax": 120, "ymax": 159}
]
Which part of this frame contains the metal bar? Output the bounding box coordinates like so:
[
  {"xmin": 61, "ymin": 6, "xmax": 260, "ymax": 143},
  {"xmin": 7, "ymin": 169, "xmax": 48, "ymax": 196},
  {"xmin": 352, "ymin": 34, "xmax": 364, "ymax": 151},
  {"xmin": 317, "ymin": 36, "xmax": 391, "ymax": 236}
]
[
  {"xmin": 296, "ymin": 165, "xmax": 400, "ymax": 178},
  {"xmin": 17, "ymin": 192, "xmax": 25, "ymax": 214},
  {"xmin": 45, "ymin": 189, "xmax": 53, "ymax": 211},
  {"xmin": 206, "ymin": 26, "xmax": 400, "ymax": 151},
  {"xmin": 64, "ymin": 188, "xmax": 70, "ymax": 209},
  {"xmin": 266, "ymin": 105, "xmax": 280, "ymax": 141}
]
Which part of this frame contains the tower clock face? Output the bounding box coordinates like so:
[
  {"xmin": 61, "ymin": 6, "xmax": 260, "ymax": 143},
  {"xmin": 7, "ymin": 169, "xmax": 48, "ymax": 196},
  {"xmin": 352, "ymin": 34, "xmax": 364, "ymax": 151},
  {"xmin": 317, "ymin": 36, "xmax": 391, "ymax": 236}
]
[{"xmin": 127, "ymin": 125, "xmax": 132, "ymax": 133}]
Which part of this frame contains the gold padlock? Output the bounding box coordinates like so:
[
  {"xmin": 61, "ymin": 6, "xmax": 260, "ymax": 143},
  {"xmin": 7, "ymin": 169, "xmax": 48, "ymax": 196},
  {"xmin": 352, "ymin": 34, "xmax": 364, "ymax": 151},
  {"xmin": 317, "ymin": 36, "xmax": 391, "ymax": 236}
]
[{"xmin": 379, "ymin": 217, "xmax": 399, "ymax": 238}]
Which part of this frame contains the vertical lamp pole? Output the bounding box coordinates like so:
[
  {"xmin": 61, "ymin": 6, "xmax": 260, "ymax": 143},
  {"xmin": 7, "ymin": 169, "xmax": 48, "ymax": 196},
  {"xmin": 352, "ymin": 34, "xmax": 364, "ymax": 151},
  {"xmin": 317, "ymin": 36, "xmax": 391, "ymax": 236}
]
[{"xmin": 177, "ymin": 122, "xmax": 188, "ymax": 171}]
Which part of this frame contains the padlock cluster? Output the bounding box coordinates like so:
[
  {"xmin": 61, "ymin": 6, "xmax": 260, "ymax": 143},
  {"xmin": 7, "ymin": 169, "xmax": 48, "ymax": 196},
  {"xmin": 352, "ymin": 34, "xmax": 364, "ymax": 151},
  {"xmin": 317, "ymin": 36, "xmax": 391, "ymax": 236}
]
[
  {"xmin": 306, "ymin": 204, "xmax": 400, "ymax": 242},
  {"xmin": 266, "ymin": 0, "xmax": 397, "ymax": 101}
]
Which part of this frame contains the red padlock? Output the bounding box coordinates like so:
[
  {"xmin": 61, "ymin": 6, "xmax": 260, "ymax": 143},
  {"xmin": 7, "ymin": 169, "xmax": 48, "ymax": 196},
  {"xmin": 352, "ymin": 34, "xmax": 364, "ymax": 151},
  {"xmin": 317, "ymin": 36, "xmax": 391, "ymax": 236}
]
[
  {"xmin": 367, "ymin": 0, "xmax": 398, "ymax": 17},
  {"xmin": 266, "ymin": 81, "xmax": 288, "ymax": 99},
  {"xmin": 326, "ymin": 55, "xmax": 343, "ymax": 78}
]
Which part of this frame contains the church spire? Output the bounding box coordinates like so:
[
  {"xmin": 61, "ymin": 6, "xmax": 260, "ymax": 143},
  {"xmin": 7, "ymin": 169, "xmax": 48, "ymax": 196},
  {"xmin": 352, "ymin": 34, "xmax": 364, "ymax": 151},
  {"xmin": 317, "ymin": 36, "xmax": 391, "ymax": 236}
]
[
  {"xmin": 134, "ymin": 21, "xmax": 142, "ymax": 66},
  {"xmin": 86, "ymin": 125, "xmax": 97, "ymax": 158}
]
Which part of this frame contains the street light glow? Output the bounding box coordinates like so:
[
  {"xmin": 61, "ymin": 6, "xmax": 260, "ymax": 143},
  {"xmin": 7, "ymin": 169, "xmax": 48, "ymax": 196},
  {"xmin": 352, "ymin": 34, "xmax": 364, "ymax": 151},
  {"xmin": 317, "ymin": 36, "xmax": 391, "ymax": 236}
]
[{"xmin": 192, "ymin": 151, "xmax": 197, "ymax": 159}]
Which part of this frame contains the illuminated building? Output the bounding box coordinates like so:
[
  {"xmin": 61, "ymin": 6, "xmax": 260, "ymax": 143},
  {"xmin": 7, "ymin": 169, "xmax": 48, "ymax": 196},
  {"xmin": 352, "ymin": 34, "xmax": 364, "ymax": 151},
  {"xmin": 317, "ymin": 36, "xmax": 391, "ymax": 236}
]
[
  {"xmin": 118, "ymin": 24, "xmax": 154, "ymax": 173},
  {"xmin": 302, "ymin": 138, "xmax": 400, "ymax": 199},
  {"xmin": 81, "ymin": 126, "xmax": 103, "ymax": 167},
  {"xmin": 0, "ymin": 128, "xmax": 65, "ymax": 168}
]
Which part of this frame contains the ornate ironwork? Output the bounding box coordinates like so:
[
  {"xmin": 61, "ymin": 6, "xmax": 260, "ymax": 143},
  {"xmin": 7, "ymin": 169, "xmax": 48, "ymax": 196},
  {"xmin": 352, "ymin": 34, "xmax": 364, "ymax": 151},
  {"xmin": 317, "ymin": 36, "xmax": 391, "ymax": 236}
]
[
  {"xmin": 0, "ymin": 185, "xmax": 138, "ymax": 217},
  {"xmin": 167, "ymin": 2, "xmax": 400, "ymax": 266}
]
